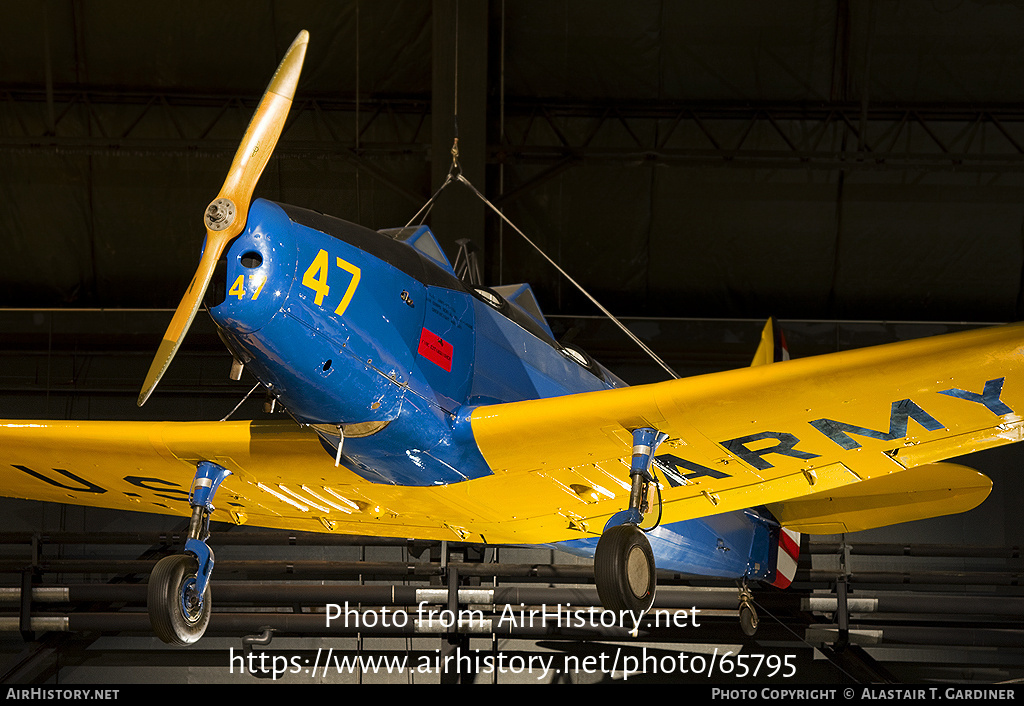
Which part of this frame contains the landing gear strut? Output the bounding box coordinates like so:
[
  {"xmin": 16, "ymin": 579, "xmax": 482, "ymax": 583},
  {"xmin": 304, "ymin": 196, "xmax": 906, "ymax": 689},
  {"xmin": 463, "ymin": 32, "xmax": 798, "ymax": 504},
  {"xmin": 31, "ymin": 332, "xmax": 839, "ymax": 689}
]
[
  {"xmin": 148, "ymin": 461, "xmax": 231, "ymax": 645},
  {"xmin": 594, "ymin": 427, "xmax": 666, "ymax": 614},
  {"xmin": 738, "ymin": 584, "xmax": 759, "ymax": 636}
]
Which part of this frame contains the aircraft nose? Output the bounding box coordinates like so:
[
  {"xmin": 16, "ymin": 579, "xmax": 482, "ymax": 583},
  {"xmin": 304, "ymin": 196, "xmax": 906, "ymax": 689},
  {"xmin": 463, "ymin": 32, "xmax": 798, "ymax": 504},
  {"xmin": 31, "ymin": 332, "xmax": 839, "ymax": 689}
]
[{"xmin": 208, "ymin": 199, "xmax": 296, "ymax": 334}]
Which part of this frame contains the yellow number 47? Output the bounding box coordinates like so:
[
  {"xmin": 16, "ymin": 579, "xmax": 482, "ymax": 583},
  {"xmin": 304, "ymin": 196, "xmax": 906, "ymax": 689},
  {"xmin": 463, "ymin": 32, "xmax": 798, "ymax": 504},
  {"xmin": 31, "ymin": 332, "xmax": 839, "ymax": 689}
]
[{"xmin": 301, "ymin": 249, "xmax": 361, "ymax": 317}]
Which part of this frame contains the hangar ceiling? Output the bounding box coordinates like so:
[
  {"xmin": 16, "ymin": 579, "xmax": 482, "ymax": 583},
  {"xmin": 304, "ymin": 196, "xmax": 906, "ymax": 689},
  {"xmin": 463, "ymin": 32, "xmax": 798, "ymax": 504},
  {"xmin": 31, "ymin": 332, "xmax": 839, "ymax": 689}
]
[
  {"xmin": 2, "ymin": 1, "xmax": 1024, "ymax": 686},
  {"xmin": 3, "ymin": 0, "xmax": 1024, "ymax": 324}
]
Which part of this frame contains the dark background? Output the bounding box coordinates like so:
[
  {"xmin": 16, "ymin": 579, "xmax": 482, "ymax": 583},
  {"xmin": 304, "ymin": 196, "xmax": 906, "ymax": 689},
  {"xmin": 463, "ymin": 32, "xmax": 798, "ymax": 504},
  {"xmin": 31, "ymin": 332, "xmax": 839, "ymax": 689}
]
[
  {"xmin": 0, "ymin": 0, "xmax": 1022, "ymax": 684},
  {"xmin": 5, "ymin": 1, "xmax": 1024, "ymax": 323}
]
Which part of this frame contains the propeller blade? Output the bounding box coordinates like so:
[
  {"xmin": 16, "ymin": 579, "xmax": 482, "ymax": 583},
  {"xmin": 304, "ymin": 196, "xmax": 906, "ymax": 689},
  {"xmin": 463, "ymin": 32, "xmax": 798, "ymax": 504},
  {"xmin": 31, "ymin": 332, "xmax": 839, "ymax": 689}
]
[{"xmin": 138, "ymin": 30, "xmax": 309, "ymax": 407}]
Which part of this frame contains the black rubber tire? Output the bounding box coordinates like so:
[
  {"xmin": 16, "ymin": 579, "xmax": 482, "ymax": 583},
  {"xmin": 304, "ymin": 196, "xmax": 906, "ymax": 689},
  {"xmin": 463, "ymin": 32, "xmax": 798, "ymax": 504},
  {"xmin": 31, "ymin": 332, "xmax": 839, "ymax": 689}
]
[
  {"xmin": 739, "ymin": 602, "xmax": 759, "ymax": 636},
  {"xmin": 148, "ymin": 554, "xmax": 211, "ymax": 646},
  {"xmin": 594, "ymin": 524, "xmax": 656, "ymax": 613}
]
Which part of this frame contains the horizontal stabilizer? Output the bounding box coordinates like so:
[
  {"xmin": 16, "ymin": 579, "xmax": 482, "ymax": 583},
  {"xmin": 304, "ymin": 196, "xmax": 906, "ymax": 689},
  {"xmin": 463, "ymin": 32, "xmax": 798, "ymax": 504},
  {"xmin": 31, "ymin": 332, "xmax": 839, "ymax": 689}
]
[{"xmin": 765, "ymin": 463, "xmax": 992, "ymax": 534}]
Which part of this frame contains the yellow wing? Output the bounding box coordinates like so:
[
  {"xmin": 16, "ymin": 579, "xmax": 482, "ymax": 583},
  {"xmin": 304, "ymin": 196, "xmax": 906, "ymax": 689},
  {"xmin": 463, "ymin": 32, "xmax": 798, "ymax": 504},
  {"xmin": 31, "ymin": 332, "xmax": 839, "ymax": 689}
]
[
  {"xmin": 766, "ymin": 462, "xmax": 993, "ymax": 534},
  {"xmin": 467, "ymin": 322, "xmax": 1024, "ymax": 534},
  {"xmin": 0, "ymin": 419, "xmax": 535, "ymax": 543},
  {"xmin": 1, "ymin": 323, "xmax": 1022, "ymax": 544}
]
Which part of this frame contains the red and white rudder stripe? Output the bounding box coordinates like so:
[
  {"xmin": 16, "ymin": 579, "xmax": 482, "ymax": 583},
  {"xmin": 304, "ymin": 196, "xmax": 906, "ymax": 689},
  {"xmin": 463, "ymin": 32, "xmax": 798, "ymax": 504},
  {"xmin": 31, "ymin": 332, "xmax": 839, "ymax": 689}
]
[{"xmin": 771, "ymin": 527, "xmax": 800, "ymax": 589}]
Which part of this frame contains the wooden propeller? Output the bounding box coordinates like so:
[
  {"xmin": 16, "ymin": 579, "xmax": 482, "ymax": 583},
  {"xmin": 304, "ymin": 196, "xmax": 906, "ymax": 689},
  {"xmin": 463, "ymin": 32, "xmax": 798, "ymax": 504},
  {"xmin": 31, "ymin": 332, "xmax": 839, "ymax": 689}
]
[{"xmin": 138, "ymin": 30, "xmax": 309, "ymax": 406}]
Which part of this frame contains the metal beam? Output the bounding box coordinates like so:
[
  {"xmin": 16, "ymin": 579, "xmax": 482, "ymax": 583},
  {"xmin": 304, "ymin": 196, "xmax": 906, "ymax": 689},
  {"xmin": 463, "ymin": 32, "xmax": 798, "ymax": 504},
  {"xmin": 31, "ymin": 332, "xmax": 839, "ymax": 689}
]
[{"xmin": 7, "ymin": 88, "xmax": 1024, "ymax": 173}]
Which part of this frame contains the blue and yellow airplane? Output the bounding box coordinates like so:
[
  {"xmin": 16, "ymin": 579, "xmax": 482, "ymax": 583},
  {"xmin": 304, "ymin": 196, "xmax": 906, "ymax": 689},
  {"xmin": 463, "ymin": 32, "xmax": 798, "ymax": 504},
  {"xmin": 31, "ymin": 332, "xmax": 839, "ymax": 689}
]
[{"xmin": 1, "ymin": 31, "xmax": 1019, "ymax": 645}]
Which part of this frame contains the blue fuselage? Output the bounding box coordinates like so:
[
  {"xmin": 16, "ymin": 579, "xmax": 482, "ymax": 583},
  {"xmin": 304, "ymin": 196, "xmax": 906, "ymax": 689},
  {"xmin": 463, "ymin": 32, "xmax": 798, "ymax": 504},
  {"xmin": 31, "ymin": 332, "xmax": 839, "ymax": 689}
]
[{"xmin": 207, "ymin": 199, "xmax": 784, "ymax": 582}]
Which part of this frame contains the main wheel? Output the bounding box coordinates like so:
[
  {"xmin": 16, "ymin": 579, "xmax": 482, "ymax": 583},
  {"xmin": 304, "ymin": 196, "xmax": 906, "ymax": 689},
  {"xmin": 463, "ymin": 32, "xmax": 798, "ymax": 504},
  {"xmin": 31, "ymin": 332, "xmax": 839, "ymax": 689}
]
[
  {"xmin": 739, "ymin": 601, "xmax": 759, "ymax": 636},
  {"xmin": 594, "ymin": 524, "xmax": 656, "ymax": 613},
  {"xmin": 148, "ymin": 554, "xmax": 211, "ymax": 646}
]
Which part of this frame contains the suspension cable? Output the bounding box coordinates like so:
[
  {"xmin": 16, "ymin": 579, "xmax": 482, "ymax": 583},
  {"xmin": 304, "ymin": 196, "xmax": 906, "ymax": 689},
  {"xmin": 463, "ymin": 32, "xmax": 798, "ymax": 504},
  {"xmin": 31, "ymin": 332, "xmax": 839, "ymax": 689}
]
[
  {"xmin": 454, "ymin": 173, "xmax": 680, "ymax": 380},
  {"xmin": 421, "ymin": 0, "xmax": 678, "ymax": 379},
  {"xmin": 405, "ymin": 0, "xmax": 462, "ymax": 230}
]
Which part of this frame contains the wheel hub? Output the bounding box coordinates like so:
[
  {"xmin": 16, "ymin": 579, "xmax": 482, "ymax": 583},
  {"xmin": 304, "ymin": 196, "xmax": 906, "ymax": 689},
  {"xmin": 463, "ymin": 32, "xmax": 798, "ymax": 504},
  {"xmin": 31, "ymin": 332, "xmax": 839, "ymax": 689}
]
[
  {"xmin": 626, "ymin": 545, "xmax": 649, "ymax": 598},
  {"xmin": 180, "ymin": 578, "xmax": 204, "ymax": 624}
]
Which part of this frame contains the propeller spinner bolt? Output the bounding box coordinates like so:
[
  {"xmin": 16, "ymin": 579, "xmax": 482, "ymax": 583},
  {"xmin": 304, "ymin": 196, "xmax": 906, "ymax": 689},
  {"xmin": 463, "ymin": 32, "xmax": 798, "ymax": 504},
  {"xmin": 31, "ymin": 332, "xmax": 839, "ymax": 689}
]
[{"xmin": 205, "ymin": 198, "xmax": 236, "ymax": 231}]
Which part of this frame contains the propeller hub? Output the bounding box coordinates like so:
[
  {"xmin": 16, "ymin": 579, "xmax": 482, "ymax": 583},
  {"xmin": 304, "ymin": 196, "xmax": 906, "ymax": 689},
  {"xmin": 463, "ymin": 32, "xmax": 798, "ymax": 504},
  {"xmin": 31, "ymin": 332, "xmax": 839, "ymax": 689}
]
[
  {"xmin": 138, "ymin": 29, "xmax": 308, "ymax": 407},
  {"xmin": 205, "ymin": 198, "xmax": 237, "ymax": 231}
]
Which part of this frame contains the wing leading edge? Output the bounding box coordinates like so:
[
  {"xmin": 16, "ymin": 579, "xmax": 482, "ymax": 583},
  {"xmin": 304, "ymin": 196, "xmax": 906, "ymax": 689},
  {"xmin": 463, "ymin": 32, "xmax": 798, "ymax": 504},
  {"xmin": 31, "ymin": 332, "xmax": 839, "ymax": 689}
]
[
  {"xmin": 1, "ymin": 324, "xmax": 1021, "ymax": 545},
  {"xmin": 467, "ymin": 322, "xmax": 1024, "ymax": 533},
  {"xmin": 0, "ymin": 419, "xmax": 527, "ymax": 542}
]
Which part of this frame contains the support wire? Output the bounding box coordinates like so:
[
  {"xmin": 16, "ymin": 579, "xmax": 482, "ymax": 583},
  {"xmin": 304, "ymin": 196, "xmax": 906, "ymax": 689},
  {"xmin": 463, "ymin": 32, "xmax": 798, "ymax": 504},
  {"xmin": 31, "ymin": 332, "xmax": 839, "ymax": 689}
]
[
  {"xmin": 453, "ymin": 173, "xmax": 680, "ymax": 380},
  {"xmin": 427, "ymin": 0, "xmax": 678, "ymax": 379}
]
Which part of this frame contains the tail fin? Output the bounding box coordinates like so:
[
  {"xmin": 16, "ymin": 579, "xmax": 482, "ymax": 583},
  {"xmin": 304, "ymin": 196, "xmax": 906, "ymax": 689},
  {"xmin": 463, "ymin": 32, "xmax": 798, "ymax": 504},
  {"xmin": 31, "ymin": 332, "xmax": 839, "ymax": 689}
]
[
  {"xmin": 751, "ymin": 317, "xmax": 790, "ymax": 367},
  {"xmin": 769, "ymin": 527, "xmax": 800, "ymax": 589}
]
